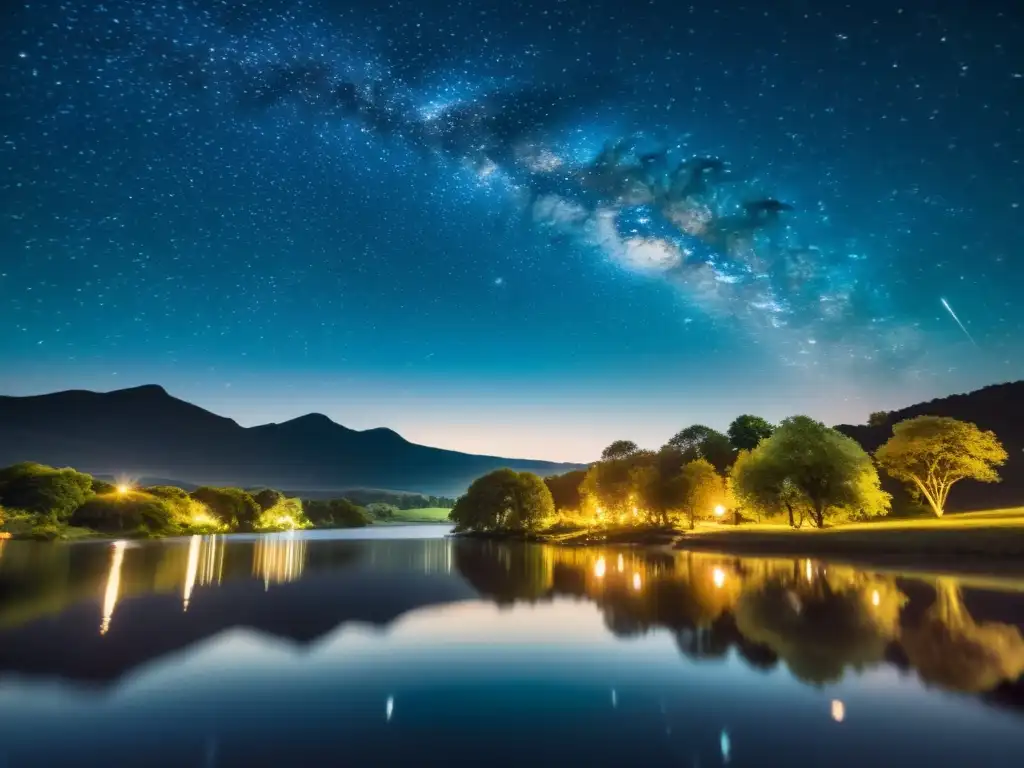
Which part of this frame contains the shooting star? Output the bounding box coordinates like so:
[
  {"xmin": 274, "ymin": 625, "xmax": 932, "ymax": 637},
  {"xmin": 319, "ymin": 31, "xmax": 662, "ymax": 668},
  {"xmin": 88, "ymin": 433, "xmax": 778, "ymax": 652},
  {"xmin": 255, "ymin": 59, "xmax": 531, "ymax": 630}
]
[{"xmin": 940, "ymin": 297, "xmax": 977, "ymax": 346}]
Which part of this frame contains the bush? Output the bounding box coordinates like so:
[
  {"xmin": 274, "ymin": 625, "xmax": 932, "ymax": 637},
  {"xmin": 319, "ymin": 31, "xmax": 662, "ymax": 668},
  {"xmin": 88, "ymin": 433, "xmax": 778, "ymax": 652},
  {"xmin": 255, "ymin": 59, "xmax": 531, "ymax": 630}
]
[
  {"xmin": 91, "ymin": 478, "xmax": 117, "ymax": 495},
  {"xmin": 0, "ymin": 462, "xmax": 94, "ymax": 520},
  {"xmin": 252, "ymin": 488, "xmax": 285, "ymax": 512},
  {"xmin": 146, "ymin": 485, "xmax": 191, "ymax": 501},
  {"xmin": 305, "ymin": 498, "xmax": 372, "ymax": 528},
  {"xmin": 190, "ymin": 486, "xmax": 261, "ymax": 530},
  {"xmin": 255, "ymin": 497, "xmax": 312, "ymax": 531},
  {"xmin": 71, "ymin": 491, "xmax": 181, "ymax": 535},
  {"xmin": 365, "ymin": 502, "xmax": 397, "ymax": 520}
]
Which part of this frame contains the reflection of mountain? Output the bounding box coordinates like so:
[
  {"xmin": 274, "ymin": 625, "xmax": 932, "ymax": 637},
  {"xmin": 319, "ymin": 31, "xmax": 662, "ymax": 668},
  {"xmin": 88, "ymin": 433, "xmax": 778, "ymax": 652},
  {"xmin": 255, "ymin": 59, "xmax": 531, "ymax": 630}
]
[
  {"xmin": 0, "ymin": 537, "xmax": 473, "ymax": 684},
  {"xmin": 453, "ymin": 542, "xmax": 1024, "ymax": 699}
]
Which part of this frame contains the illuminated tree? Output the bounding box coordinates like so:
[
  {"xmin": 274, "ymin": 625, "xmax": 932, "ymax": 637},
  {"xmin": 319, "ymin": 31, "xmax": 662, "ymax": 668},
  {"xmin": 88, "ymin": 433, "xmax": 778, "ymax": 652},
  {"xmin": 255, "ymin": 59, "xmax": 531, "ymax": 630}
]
[
  {"xmin": 874, "ymin": 416, "xmax": 1007, "ymax": 517},
  {"xmin": 190, "ymin": 486, "xmax": 261, "ymax": 531},
  {"xmin": 736, "ymin": 416, "xmax": 889, "ymax": 528},
  {"xmin": 252, "ymin": 488, "xmax": 285, "ymax": 512},
  {"xmin": 544, "ymin": 469, "xmax": 587, "ymax": 513},
  {"xmin": 601, "ymin": 440, "xmax": 640, "ymax": 461},
  {"xmin": 901, "ymin": 578, "xmax": 1024, "ymax": 692},
  {"xmin": 580, "ymin": 452, "xmax": 654, "ymax": 522},
  {"xmin": 0, "ymin": 462, "xmax": 94, "ymax": 521},
  {"xmin": 730, "ymin": 448, "xmax": 810, "ymax": 527},
  {"xmin": 678, "ymin": 458, "xmax": 726, "ymax": 529},
  {"xmin": 727, "ymin": 415, "xmax": 775, "ymax": 451}
]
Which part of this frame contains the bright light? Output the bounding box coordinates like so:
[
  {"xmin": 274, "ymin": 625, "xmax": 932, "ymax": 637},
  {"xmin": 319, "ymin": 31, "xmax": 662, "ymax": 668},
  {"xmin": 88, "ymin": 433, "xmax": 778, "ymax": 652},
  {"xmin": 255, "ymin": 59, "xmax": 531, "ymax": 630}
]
[
  {"xmin": 386, "ymin": 696, "xmax": 394, "ymax": 722},
  {"xmin": 594, "ymin": 557, "xmax": 607, "ymax": 579},
  {"xmin": 805, "ymin": 560, "xmax": 813, "ymax": 582},
  {"xmin": 871, "ymin": 589, "xmax": 880, "ymax": 607},
  {"xmin": 617, "ymin": 554, "xmax": 624, "ymax": 573},
  {"xmin": 116, "ymin": 484, "xmax": 130, "ymax": 496},
  {"xmin": 712, "ymin": 569, "xmax": 729, "ymax": 593},
  {"xmin": 632, "ymin": 572, "xmax": 642, "ymax": 591},
  {"xmin": 100, "ymin": 540, "xmax": 126, "ymax": 635},
  {"xmin": 713, "ymin": 566, "xmax": 726, "ymax": 589},
  {"xmin": 831, "ymin": 699, "xmax": 845, "ymax": 723},
  {"xmin": 714, "ymin": 505, "xmax": 726, "ymax": 517}
]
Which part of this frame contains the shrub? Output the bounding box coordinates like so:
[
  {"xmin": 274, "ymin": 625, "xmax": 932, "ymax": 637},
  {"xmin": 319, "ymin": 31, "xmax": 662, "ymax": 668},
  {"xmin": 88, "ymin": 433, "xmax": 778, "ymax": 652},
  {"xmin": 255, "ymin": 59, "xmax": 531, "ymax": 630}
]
[
  {"xmin": 0, "ymin": 462, "xmax": 94, "ymax": 520},
  {"xmin": 305, "ymin": 498, "xmax": 372, "ymax": 528},
  {"xmin": 255, "ymin": 497, "xmax": 312, "ymax": 531},
  {"xmin": 190, "ymin": 487, "xmax": 260, "ymax": 531},
  {"xmin": 71, "ymin": 491, "xmax": 181, "ymax": 535},
  {"xmin": 252, "ymin": 488, "xmax": 285, "ymax": 512},
  {"xmin": 146, "ymin": 485, "xmax": 191, "ymax": 501}
]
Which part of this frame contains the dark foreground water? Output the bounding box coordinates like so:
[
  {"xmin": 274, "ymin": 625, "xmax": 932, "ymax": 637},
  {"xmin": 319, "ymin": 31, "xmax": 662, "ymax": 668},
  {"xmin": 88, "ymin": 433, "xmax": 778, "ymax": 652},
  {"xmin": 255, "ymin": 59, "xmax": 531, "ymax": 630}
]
[{"xmin": 1, "ymin": 527, "xmax": 1023, "ymax": 767}]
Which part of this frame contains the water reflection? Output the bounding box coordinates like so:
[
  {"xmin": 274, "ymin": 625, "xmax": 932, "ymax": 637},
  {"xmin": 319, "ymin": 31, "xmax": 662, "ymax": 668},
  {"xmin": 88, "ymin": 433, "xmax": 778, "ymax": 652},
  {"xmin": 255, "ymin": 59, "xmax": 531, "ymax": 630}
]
[
  {"xmin": 99, "ymin": 540, "xmax": 126, "ymax": 635},
  {"xmin": 253, "ymin": 534, "xmax": 308, "ymax": 588},
  {"xmin": 183, "ymin": 535, "xmax": 224, "ymax": 610}
]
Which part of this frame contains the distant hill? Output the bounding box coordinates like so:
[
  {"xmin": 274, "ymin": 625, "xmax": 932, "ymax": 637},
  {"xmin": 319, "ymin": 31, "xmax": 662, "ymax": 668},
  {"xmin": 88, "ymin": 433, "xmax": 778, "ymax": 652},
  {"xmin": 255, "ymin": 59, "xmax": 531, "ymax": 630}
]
[
  {"xmin": 0, "ymin": 385, "xmax": 583, "ymax": 495},
  {"xmin": 836, "ymin": 381, "xmax": 1024, "ymax": 512}
]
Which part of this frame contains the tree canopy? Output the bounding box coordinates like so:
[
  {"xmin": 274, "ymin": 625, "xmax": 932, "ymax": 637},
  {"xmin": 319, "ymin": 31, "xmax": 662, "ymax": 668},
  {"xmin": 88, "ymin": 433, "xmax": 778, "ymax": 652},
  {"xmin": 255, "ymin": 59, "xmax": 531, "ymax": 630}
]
[
  {"xmin": 727, "ymin": 415, "xmax": 775, "ymax": 451},
  {"xmin": 544, "ymin": 469, "xmax": 587, "ymax": 513},
  {"xmin": 677, "ymin": 458, "xmax": 727, "ymax": 529},
  {"xmin": 874, "ymin": 416, "xmax": 1007, "ymax": 517},
  {"xmin": 665, "ymin": 425, "xmax": 736, "ymax": 473},
  {"xmin": 449, "ymin": 469, "xmax": 555, "ymax": 532},
  {"xmin": 190, "ymin": 486, "xmax": 261, "ymax": 531},
  {"xmin": 732, "ymin": 416, "xmax": 889, "ymax": 527},
  {"xmin": 0, "ymin": 463, "xmax": 93, "ymax": 520},
  {"xmin": 601, "ymin": 440, "xmax": 640, "ymax": 461}
]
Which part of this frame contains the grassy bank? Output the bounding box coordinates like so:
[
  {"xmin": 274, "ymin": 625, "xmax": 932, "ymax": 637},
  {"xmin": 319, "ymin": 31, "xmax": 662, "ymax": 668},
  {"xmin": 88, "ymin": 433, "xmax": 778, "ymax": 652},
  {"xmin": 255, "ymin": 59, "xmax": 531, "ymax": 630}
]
[
  {"xmin": 381, "ymin": 507, "xmax": 452, "ymax": 523},
  {"xmin": 673, "ymin": 508, "xmax": 1024, "ymax": 572}
]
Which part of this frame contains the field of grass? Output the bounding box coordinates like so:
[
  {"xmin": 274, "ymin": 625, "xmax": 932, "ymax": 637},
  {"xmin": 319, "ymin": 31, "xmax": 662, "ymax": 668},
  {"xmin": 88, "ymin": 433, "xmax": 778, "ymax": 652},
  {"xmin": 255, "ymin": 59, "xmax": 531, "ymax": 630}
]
[
  {"xmin": 677, "ymin": 507, "xmax": 1024, "ymax": 571},
  {"xmin": 383, "ymin": 507, "xmax": 452, "ymax": 524}
]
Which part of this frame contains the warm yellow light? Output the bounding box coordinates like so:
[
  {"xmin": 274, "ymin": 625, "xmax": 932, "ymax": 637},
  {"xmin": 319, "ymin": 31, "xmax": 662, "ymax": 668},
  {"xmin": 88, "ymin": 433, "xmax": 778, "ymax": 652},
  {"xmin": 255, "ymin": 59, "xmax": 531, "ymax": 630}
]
[
  {"xmin": 116, "ymin": 484, "xmax": 130, "ymax": 496},
  {"xmin": 594, "ymin": 557, "xmax": 607, "ymax": 579},
  {"xmin": 617, "ymin": 554, "xmax": 624, "ymax": 573},
  {"xmin": 632, "ymin": 572, "xmax": 642, "ymax": 591},
  {"xmin": 713, "ymin": 566, "xmax": 726, "ymax": 589},
  {"xmin": 100, "ymin": 540, "xmax": 126, "ymax": 635},
  {"xmin": 831, "ymin": 699, "xmax": 845, "ymax": 723},
  {"xmin": 805, "ymin": 560, "xmax": 813, "ymax": 582},
  {"xmin": 714, "ymin": 504, "xmax": 726, "ymax": 517},
  {"xmin": 871, "ymin": 589, "xmax": 880, "ymax": 607}
]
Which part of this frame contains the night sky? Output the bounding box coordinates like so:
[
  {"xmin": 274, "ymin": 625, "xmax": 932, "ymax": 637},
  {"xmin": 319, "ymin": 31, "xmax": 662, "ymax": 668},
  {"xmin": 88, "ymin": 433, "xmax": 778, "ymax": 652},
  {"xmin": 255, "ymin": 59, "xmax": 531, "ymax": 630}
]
[{"xmin": 1, "ymin": 0, "xmax": 1022, "ymax": 461}]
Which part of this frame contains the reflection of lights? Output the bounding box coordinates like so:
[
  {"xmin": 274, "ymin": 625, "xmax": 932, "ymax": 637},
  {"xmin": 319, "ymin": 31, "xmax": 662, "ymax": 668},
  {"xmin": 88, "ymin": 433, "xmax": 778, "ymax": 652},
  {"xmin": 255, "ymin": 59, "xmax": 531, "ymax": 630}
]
[
  {"xmin": 871, "ymin": 589, "xmax": 880, "ymax": 607},
  {"xmin": 253, "ymin": 534, "xmax": 307, "ymax": 589},
  {"xmin": 594, "ymin": 557, "xmax": 607, "ymax": 579},
  {"xmin": 386, "ymin": 696, "xmax": 394, "ymax": 722},
  {"xmin": 617, "ymin": 554, "xmax": 624, "ymax": 573},
  {"xmin": 714, "ymin": 505, "xmax": 726, "ymax": 517},
  {"xmin": 632, "ymin": 572, "xmax": 642, "ymax": 591},
  {"xmin": 611, "ymin": 688, "xmax": 617, "ymax": 708},
  {"xmin": 805, "ymin": 560, "xmax": 813, "ymax": 582},
  {"xmin": 183, "ymin": 535, "xmax": 224, "ymax": 610},
  {"xmin": 720, "ymin": 730, "xmax": 731, "ymax": 763},
  {"xmin": 831, "ymin": 699, "xmax": 845, "ymax": 722},
  {"xmin": 100, "ymin": 541, "xmax": 126, "ymax": 635},
  {"xmin": 713, "ymin": 566, "xmax": 726, "ymax": 589},
  {"xmin": 631, "ymin": 506, "xmax": 639, "ymax": 519}
]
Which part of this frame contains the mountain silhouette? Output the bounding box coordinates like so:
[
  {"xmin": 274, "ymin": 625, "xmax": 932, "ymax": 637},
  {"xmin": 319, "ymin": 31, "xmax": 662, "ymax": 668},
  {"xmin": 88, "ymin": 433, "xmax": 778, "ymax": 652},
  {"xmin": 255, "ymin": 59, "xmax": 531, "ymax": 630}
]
[
  {"xmin": 0, "ymin": 385, "xmax": 582, "ymax": 494},
  {"xmin": 836, "ymin": 381, "xmax": 1024, "ymax": 512}
]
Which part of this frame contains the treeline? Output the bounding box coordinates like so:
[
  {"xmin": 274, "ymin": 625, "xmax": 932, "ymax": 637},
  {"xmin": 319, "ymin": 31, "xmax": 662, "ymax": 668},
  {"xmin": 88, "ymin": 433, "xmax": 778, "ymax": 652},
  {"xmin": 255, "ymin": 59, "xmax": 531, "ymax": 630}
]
[
  {"xmin": 340, "ymin": 489, "xmax": 455, "ymax": 510},
  {"xmin": 0, "ymin": 462, "xmax": 390, "ymax": 540},
  {"xmin": 451, "ymin": 413, "xmax": 1007, "ymax": 533}
]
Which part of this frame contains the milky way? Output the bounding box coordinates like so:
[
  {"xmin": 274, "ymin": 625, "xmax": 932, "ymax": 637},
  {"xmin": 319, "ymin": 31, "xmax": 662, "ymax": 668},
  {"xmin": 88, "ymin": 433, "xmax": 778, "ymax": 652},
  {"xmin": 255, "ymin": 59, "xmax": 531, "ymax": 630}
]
[{"xmin": 1, "ymin": 0, "xmax": 1023, "ymax": 458}]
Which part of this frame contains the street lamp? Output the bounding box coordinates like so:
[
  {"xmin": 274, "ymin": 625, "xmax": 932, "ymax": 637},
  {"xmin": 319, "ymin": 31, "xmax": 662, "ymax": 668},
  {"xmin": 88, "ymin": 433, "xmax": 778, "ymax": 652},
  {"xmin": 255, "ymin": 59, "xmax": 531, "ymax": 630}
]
[{"xmin": 713, "ymin": 504, "xmax": 726, "ymax": 517}]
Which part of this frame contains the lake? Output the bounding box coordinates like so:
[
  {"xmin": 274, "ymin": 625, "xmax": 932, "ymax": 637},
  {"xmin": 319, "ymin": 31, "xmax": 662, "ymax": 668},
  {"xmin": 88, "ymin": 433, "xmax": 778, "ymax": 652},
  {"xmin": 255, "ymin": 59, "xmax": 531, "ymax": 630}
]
[{"xmin": 1, "ymin": 526, "xmax": 1023, "ymax": 767}]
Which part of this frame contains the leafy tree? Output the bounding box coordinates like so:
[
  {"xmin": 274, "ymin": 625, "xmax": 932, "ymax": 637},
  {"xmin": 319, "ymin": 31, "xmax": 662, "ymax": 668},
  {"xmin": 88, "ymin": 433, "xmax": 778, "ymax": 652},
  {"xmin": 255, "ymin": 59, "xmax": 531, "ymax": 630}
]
[
  {"xmin": 666, "ymin": 425, "xmax": 736, "ymax": 473},
  {"xmin": 868, "ymin": 411, "xmax": 890, "ymax": 427},
  {"xmin": 252, "ymin": 488, "xmax": 285, "ymax": 512},
  {"xmin": 91, "ymin": 478, "xmax": 117, "ymax": 495},
  {"xmin": 580, "ymin": 451, "xmax": 655, "ymax": 522},
  {"xmin": 71, "ymin": 491, "xmax": 180, "ymax": 534},
  {"xmin": 734, "ymin": 416, "xmax": 889, "ymax": 528},
  {"xmin": 727, "ymin": 415, "xmax": 775, "ymax": 451},
  {"xmin": 304, "ymin": 498, "xmax": 372, "ymax": 527},
  {"xmin": 601, "ymin": 440, "xmax": 640, "ymax": 461},
  {"xmin": 256, "ymin": 497, "xmax": 311, "ymax": 531},
  {"xmin": 0, "ymin": 463, "xmax": 93, "ymax": 521},
  {"xmin": 145, "ymin": 485, "xmax": 191, "ymax": 501},
  {"xmin": 449, "ymin": 469, "xmax": 554, "ymax": 532},
  {"xmin": 730, "ymin": 448, "xmax": 809, "ymax": 527},
  {"xmin": 874, "ymin": 416, "xmax": 1008, "ymax": 517},
  {"xmin": 544, "ymin": 469, "xmax": 587, "ymax": 513},
  {"xmin": 365, "ymin": 502, "xmax": 398, "ymax": 520},
  {"xmin": 678, "ymin": 458, "xmax": 727, "ymax": 529},
  {"xmin": 190, "ymin": 487, "xmax": 261, "ymax": 531}
]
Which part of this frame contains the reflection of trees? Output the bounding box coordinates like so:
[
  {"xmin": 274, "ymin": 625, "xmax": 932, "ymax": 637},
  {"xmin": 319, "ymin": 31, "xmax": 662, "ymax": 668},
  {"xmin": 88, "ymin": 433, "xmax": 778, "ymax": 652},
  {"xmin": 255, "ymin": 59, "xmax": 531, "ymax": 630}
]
[
  {"xmin": 732, "ymin": 572, "xmax": 904, "ymax": 685},
  {"xmin": 902, "ymin": 578, "xmax": 1024, "ymax": 693}
]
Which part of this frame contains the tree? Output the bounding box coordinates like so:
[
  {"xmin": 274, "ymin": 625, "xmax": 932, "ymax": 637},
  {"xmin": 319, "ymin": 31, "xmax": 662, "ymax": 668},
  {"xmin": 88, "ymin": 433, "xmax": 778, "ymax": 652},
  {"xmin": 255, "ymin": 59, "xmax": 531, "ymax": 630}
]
[
  {"xmin": 580, "ymin": 451, "xmax": 654, "ymax": 522},
  {"xmin": 256, "ymin": 497, "xmax": 311, "ymax": 531},
  {"xmin": 874, "ymin": 416, "xmax": 1007, "ymax": 517},
  {"xmin": 601, "ymin": 440, "xmax": 640, "ymax": 461},
  {"xmin": 867, "ymin": 411, "xmax": 889, "ymax": 427},
  {"xmin": 734, "ymin": 416, "xmax": 889, "ymax": 528},
  {"xmin": 71, "ymin": 491, "xmax": 180, "ymax": 534},
  {"xmin": 678, "ymin": 459, "xmax": 727, "ymax": 529},
  {"xmin": 666, "ymin": 425, "xmax": 736, "ymax": 473},
  {"xmin": 727, "ymin": 415, "xmax": 775, "ymax": 451},
  {"xmin": 305, "ymin": 498, "xmax": 372, "ymax": 527},
  {"xmin": 190, "ymin": 487, "xmax": 261, "ymax": 531},
  {"xmin": 0, "ymin": 463, "xmax": 93, "ymax": 521},
  {"xmin": 544, "ymin": 469, "xmax": 587, "ymax": 513},
  {"xmin": 731, "ymin": 448, "xmax": 810, "ymax": 527},
  {"xmin": 365, "ymin": 502, "xmax": 398, "ymax": 520},
  {"xmin": 252, "ymin": 488, "xmax": 285, "ymax": 512},
  {"xmin": 449, "ymin": 469, "xmax": 554, "ymax": 532}
]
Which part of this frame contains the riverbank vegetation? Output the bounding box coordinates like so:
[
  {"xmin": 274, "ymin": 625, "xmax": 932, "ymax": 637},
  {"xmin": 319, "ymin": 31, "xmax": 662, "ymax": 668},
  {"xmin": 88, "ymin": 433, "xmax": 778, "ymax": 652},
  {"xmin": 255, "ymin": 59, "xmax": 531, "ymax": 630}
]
[
  {"xmin": 450, "ymin": 412, "xmax": 1012, "ymax": 561},
  {"xmin": 0, "ymin": 462, "xmax": 432, "ymax": 540}
]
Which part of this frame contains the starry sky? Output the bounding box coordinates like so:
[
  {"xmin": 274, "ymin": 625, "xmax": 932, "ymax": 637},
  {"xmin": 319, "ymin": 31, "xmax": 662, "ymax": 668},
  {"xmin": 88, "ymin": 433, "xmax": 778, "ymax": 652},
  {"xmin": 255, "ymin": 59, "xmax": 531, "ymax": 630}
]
[{"xmin": 1, "ymin": 0, "xmax": 1022, "ymax": 462}]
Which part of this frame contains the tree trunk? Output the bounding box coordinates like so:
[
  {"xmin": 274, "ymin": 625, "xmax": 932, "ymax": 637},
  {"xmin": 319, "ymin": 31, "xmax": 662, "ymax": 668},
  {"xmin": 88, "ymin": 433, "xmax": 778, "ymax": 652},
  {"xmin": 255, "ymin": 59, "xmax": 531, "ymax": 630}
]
[{"xmin": 785, "ymin": 502, "xmax": 795, "ymax": 529}]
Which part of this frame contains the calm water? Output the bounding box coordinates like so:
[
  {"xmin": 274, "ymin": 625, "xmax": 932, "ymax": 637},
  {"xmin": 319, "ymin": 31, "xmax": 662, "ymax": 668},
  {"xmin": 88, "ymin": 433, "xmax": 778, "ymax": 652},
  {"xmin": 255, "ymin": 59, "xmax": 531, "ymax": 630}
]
[{"xmin": 1, "ymin": 526, "xmax": 1023, "ymax": 767}]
